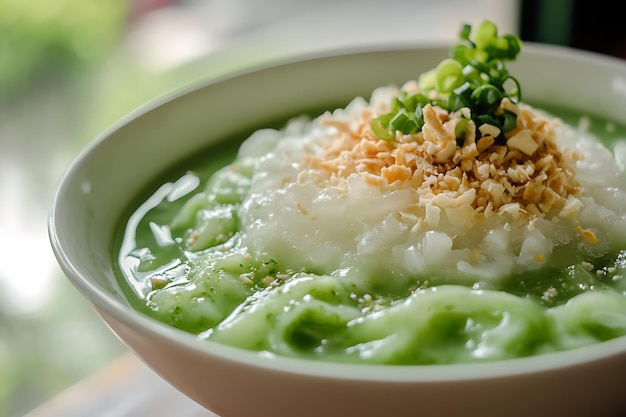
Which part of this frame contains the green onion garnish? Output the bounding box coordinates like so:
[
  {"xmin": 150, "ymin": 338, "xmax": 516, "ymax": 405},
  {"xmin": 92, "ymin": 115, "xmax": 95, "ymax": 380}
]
[{"xmin": 371, "ymin": 20, "xmax": 522, "ymax": 142}]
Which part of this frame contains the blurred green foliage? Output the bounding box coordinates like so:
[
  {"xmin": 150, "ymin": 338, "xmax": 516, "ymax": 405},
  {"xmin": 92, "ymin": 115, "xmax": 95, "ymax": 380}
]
[
  {"xmin": 0, "ymin": 0, "xmax": 128, "ymax": 98},
  {"xmin": 0, "ymin": 2, "xmax": 273, "ymax": 415},
  {"xmin": 0, "ymin": 2, "xmax": 130, "ymax": 416},
  {"xmin": 0, "ymin": 281, "xmax": 127, "ymax": 417}
]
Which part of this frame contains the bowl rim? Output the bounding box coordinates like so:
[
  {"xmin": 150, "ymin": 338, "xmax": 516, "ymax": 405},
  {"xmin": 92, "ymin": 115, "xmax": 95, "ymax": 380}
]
[{"xmin": 48, "ymin": 41, "xmax": 626, "ymax": 382}]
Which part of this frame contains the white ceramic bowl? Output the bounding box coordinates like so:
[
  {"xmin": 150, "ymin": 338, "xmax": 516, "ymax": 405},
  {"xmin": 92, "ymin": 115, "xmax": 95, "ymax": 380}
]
[{"xmin": 49, "ymin": 44, "xmax": 626, "ymax": 417}]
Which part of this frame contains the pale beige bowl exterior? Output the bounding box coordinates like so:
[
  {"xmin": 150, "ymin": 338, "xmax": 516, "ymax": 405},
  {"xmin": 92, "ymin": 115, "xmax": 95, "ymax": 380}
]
[{"xmin": 49, "ymin": 44, "xmax": 626, "ymax": 417}]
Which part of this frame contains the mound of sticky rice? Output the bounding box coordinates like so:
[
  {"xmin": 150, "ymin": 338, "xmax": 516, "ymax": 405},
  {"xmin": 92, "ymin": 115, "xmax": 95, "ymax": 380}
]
[{"xmin": 237, "ymin": 83, "xmax": 626, "ymax": 286}]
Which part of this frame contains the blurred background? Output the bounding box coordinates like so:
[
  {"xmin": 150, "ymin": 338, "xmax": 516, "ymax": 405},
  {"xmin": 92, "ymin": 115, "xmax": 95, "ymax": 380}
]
[{"xmin": 0, "ymin": 0, "xmax": 623, "ymax": 416}]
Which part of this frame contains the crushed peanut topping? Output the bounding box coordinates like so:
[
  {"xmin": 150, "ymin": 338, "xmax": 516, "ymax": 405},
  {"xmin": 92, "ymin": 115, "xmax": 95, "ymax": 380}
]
[{"xmin": 305, "ymin": 91, "xmax": 583, "ymax": 230}]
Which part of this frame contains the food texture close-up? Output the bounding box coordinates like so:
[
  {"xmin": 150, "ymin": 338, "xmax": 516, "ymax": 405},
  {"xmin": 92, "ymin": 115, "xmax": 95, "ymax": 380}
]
[{"xmin": 2, "ymin": 1, "xmax": 625, "ymax": 417}]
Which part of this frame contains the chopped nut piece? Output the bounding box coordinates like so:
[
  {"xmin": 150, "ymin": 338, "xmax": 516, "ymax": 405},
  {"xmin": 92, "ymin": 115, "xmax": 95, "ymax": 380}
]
[
  {"xmin": 433, "ymin": 140, "xmax": 457, "ymax": 163},
  {"xmin": 150, "ymin": 277, "xmax": 169, "ymax": 289},
  {"xmin": 580, "ymin": 261, "xmax": 594, "ymax": 271},
  {"xmin": 507, "ymin": 130, "xmax": 539, "ymax": 156},
  {"xmin": 308, "ymin": 92, "xmax": 581, "ymax": 233},
  {"xmin": 261, "ymin": 276, "xmax": 276, "ymax": 286},
  {"xmin": 476, "ymin": 135, "xmax": 495, "ymax": 153},
  {"xmin": 239, "ymin": 273, "xmax": 254, "ymax": 285},
  {"xmin": 541, "ymin": 287, "xmax": 558, "ymax": 302},
  {"xmin": 478, "ymin": 123, "xmax": 501, "ymax": 138}
]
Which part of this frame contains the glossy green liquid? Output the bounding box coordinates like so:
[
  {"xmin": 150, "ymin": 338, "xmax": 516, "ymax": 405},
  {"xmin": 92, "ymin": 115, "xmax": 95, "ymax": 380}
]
[{"xmin": 114, "ymin": 104, "xmax": 626, "ymax": 365}]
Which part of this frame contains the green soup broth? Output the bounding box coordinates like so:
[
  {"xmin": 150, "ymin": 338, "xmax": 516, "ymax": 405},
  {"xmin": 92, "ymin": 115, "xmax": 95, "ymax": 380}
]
[{"xmin": 113, "ymin": 103, "xmax": 626, "ymax": 365}]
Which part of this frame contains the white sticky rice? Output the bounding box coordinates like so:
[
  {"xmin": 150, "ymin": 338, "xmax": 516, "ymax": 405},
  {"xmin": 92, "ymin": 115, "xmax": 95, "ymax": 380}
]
[{"xmin": 237, "ymin": 86, "xmax": 626, "ymax": 288}]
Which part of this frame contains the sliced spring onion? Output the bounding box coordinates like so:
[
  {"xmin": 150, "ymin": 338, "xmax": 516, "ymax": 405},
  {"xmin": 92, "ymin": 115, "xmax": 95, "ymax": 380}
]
[
  {"xmin": 500, "ymin": 110, "xmax": 518, "ymax": 132},
  {"xmin": 389, "ymin": 110, "xmax": 418, "ymax": 135},
  {"xmin": 418, "ymin": 69, "xmax": 437, "ymax": 92},
  {"xmin": 455, "ymin": 118, "xmax": 470, "ymax": 145},
  {"xmin": 471, "ymin": 84, "xmax": 502, "ymax": 115},
  {"xmin": 435, "ymin": 59, "xmax": 465, "ymax": 93},
  {"xmin": 502, "ymin": 76, "xmax": 521, "ymax": 103},
  {"xmin": 371, "ymin": 20, "xmax": 523, "ymax": 143},
  {"xmin": 370, "ymin": 115, "xmax": 395, "ymax": 141},
  {"xmin": 473, "ymin": 20, "xmax": 498, "ymax": 51}
]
